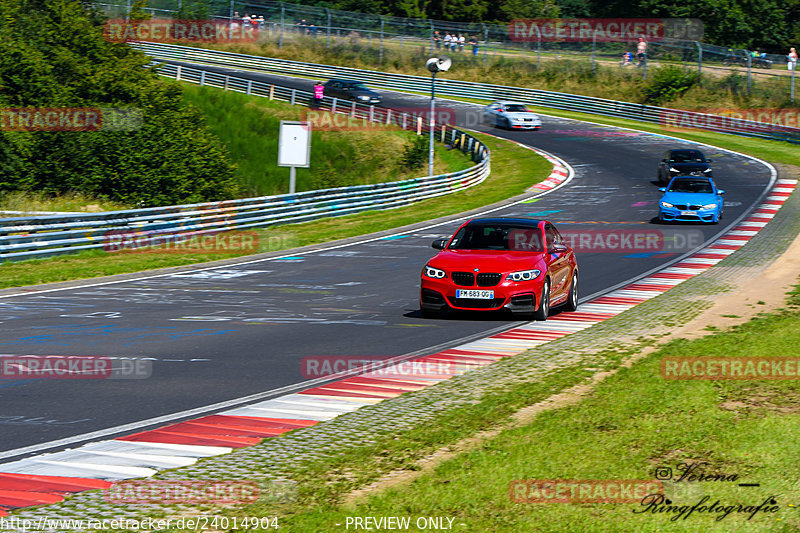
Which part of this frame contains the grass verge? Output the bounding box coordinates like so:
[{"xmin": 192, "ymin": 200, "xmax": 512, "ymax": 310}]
[
  {"xmin": 237, "ymin": 282, "xmax": 800, "ymax": 532},
  {"xmin": 0, "ymin": 132, "xmax": 549, "ymax": 289},
  {"xmin": 180, "ymin": 84, "xmax": 470, "ymax": 196}
]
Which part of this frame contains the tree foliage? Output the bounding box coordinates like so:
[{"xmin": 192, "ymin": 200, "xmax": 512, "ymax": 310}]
[{"xmin": 0, "ymin": 0, "xmax": 239, "ymax": 206}]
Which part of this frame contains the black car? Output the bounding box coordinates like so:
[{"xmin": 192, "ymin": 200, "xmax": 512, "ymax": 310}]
[
  {"xmin": 657, "ymin": 149, "xmax": 713, "ymax": 184},
  {"xmin": 322, "ymin": 79, "xmax": 382, "ymax": 104}
]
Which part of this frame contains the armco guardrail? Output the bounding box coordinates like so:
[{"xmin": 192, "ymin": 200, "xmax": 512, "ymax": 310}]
[
  {"xmin": 135, "ymin": 41, "xmax": 800, "ymax": 145},
  {"xmin": 0, "ymin": 67, "xmax": 489, "ymax": 263}
]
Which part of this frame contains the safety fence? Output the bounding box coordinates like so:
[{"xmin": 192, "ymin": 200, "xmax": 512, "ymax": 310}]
[
  {"xmin": 0, "ymin": 66, "xmax": 489, "ymax": 262},
  {"xmin": 136, "ymin": 41, "xmax": 800, "ymax": 144},
  {"xmin": 95, "ymin": 0, "xmax": 798, "ymax": 97}
]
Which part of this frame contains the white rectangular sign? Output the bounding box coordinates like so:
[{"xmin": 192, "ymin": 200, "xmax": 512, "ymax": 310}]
[{"xmin": 278, "ymin": 121, "xmax": 311, "ymax": 167}]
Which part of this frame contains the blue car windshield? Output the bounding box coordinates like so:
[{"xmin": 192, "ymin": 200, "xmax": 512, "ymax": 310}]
[
  {"xmin": 449, "ymin": 224, "xmax": 544, "ymax": 252},
  {"xmin": 671, "ymin": 151, "xmax": 705, "ymax": 163},
  {"xmin": 668, "ymin": 179, "xmax": 714, "ymax": 193}
]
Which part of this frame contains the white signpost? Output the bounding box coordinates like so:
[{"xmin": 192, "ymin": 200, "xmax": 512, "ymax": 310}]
[{"xmin": 278, "ymin": 121, "xmax": 311, "ymax": 194}]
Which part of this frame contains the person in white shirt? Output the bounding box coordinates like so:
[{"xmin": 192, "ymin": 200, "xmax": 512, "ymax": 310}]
[
  {"xmin": 443, "ymin": 33, "xmax": 453, "ymax": 50},
  {"xmin": 789, "ymin": 47, "xmax": 798, "ymax": 71},
  {"xmin": 457, "ymin": 34, "xmax": 465, "ymax": 52}
]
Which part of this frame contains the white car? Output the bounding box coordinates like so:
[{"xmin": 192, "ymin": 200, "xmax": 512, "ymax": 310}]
[{"xmin": 484, "ymin": 101, "xmax": 542, "ymax": 130}]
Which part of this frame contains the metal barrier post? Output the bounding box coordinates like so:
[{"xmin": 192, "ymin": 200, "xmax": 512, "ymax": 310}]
[
  {"xmin": 441, "ymin": 124, "xmax": 446, "ymax": 142},
  {"xmin": 326, "ymin": 8, "xmax": 331, "ymax": 49},
  {"xmin": 228, "ymin": 0, "xmax": 234, "ymax": 40},
  {"xmin": 351, "ymin": 101, "xmax": 356, "ymax": 117},
  {"xmin": 200, "ymin": 71, "xmax": 205, "ymax": 86},
  {"xmin": 483, "ymin": 24, "xmax": 488, "ymax": 65},
  {"xmin": 224, "ymin": 76, "xmax": 229, "ymax": 90},
  {"xmin": 747, "ymin": 52, "xmax": 752, "ymax": 94},
  {"xmin": 696, "ymin": 41, "xmax": 702, "ymax": 82},
  {"xmin": 291, "ymin": 88, "xmax": 295, "ymax": 105},
  {"xmin": 331, "ymin": 98, "xmax": 337, "ymax": 113},
  {"xmin": 279, "ymin": 5, "xmax": 284, "ymax": 49},
  {"xmin": 379, "ymin": 16, "xmax": 384, "ymax": 63},
  {"xmin": 269, "ymin": 84, "xmax": 274, "ymax": 100},
  {"xmin": 246, "ymin": 80, "xmax": 252, "ymax": 95},
  {"xmin": 792, "ymin": 61, "xmax": 796, "ymax": 102},
  {"xmin": 176, "ymin": 65, "xmax": 182, "ymax": 81},
  {"xmin": 417, "ymin": 116, "xmax": 422, "ymax": 135},
  {"xmin": 369, "ymin": 106, "xmax": 374, "ymax": 122},
  {"xmin": 402, "ymin": 112, "xmax": 407, "ymax": 130}
]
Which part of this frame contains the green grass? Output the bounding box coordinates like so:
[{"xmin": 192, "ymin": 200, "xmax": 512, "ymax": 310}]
[
  {"xmin": 245, "ymin": 284, "xmax": 800, "ymax": 532},
  {"xmin": 0, "ymin": 132, "xmax": 549, "ymax": 288},
  {"xmin": 180, "ymin": 84, "xmax": 470, "ymax": 196},
  {"xmin": 0, "ymin": 190, "xmax": 129, "ymax": 215}
]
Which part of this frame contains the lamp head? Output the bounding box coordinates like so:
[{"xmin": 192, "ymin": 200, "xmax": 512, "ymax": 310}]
[{"xmin": 426, "ymin": 56, "xmax": 452, "ymax": 73}]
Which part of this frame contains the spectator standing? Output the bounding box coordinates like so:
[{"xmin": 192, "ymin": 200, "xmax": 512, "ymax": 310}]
[
  {"xmin": 789, "ymin": 47, "xmax": 798, "ymax": 71},
  {"xmin": 433, "ymin": 31, "xmax": 442, "ymax": 49},
  {"xmin": 312, "ymin": 81, "xmax": 324, "ymax": 109},
  {"xmin": 443, "ymin": 32, "xmax": 452, "ymax": 51},
  {"xmin": 468, "ymin": 35, "xmax": 478, "ymax": 56},
  {"xmin": 636, "ymin": 37, "xmax": 647, "ymax": 66},
  {"xmin": 457, "ymin": 34, "xmax": 465, "ymax": 52}
]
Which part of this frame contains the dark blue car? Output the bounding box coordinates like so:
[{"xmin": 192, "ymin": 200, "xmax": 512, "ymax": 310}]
[{"xmin": 658, "ymin": 176, "xmax": 725, "ymax": 224}]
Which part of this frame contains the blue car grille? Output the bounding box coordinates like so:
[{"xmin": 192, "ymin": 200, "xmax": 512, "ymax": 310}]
[{"xmin": 674, "ymin": 204, "xmax": 704, "ymax": 210}]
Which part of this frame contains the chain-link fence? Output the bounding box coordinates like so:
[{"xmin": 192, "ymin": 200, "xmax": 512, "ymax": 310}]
[{"xmin": 96, "ymin": 0, "xmax": 797, "ymax": 101}]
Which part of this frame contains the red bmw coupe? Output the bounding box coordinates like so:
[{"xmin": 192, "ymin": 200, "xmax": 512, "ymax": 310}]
[{"xmin": 420, "ymin": 218, "xmax": 578, "ymax": 320}]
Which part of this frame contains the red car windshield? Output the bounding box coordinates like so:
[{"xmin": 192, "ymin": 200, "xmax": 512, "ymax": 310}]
[{"xmin": 448, "ymin": 224, "xmax": 544, "ymax": 252}]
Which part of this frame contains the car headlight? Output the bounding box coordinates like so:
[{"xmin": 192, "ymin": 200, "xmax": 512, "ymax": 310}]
[
  {"xmin": 669, "ymin": 167, "xmax": 680, "ymax": 173},
  {"xmin": 357, "ymin": 95, "xmax": 370, "ymax": 101},
  {"xmin": 702, "ymin": 203, "xmax": 717, "ymax": 209},
  {"xmin": 424, "ymin": 266, "xmax": 446, "ymax": 279},
  {"xmin": 506, "ymin": 269, "xmax": 541, "ymax": 282},
  {"xmin": 703, "ymin": 168, "xmax": 713, "ymax": 173},
  {"xmin": 661, "ymin": 201, "xmax": 674, "ymax": 208}
]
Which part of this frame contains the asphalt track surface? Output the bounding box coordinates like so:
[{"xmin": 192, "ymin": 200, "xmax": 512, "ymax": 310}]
[{"xmin": 0, "ymin": 61, "xmax": 773, "ymax": 460}]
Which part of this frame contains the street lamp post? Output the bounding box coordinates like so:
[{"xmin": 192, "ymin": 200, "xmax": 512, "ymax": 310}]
[{"xmin": 426, "ymin": 57, "xmax": 451, "ymax": 179}]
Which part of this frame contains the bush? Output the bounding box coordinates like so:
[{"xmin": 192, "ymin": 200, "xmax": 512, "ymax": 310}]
[
  {"xmin": 400, "ymin": 134, "xmax": 428, "ymax": 170},
  {"xmin": 642, "ymin": 66, "xmax": 700, "ymax": 105}
]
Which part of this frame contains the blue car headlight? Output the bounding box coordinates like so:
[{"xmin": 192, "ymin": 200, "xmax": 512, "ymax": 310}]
[
  {"xmin": 424, "ymin": 265, "xmax": 446, "ymax": 279},
  {"xmin": 661, "ymin": 201, "xmax": 674, "ymax": 208},
  {"xmin": 702, "ymin": 203, "xmax": 718, "ymax": 210},
  {"xmin": 506, "ymin": 269, "xmax": 541, "ymax": 282}
]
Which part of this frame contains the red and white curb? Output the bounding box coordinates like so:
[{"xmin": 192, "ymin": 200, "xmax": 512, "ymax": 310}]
[{"xmin": 0, "ymin": 169, "xmax": 791, "ymax": 516}]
